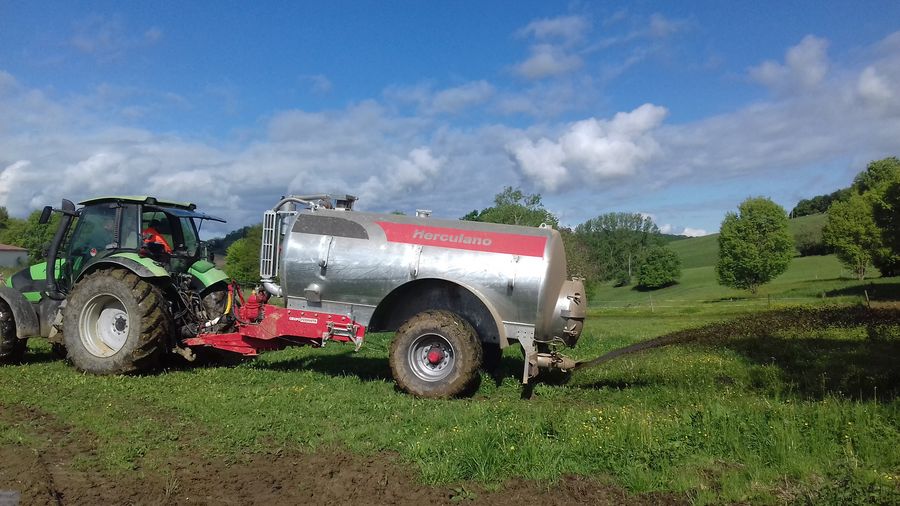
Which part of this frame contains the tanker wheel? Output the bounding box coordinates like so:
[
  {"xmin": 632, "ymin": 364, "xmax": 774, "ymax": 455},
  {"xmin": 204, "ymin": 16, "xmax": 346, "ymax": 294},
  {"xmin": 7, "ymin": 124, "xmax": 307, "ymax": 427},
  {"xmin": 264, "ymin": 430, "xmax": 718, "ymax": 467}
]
[
  {"xmin": 63, "ymin": 269, "xmax": 171, "ymax": 375},
  {"xmin": 389, "ymin": 310, "xmax": 483, "ymax": 399},
  {"xmin": 0, "ymin": 299, "xmax": 27, "ymax": 365}
]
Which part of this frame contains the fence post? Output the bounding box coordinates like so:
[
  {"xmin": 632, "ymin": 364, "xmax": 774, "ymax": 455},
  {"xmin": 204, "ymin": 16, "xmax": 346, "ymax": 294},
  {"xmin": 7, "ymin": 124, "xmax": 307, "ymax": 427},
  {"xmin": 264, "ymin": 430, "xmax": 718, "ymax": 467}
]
[
  {"xmin": 649, "ymin": 294, "xmax": 654, "ymax": 313},
  {"xmin": 864, "ymin": 289, "xmax": 871, "ymax": 309}
]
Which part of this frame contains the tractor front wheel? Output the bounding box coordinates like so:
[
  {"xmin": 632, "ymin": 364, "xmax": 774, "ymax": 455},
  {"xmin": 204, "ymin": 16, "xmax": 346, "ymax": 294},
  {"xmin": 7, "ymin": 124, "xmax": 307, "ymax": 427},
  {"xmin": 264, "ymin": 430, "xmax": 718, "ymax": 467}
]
[
  {"xmin": 63, "ymin": 269, "xmax": 171, "ymax": 375},
  {"xmin": 389, "ymin": 310, "xmax": 483, "ymax": 399},
  {"xmin": 0, "ymin": 299, "xmax": 27, "ymax": 365}
]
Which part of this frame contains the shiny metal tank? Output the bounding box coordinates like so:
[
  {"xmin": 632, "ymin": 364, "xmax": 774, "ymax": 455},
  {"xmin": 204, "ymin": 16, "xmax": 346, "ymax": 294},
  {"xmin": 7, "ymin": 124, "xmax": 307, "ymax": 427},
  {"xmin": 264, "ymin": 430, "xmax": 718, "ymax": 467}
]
[{"xmin": 278, "ymin": 208, "xmax": 584, "ymax": 346}]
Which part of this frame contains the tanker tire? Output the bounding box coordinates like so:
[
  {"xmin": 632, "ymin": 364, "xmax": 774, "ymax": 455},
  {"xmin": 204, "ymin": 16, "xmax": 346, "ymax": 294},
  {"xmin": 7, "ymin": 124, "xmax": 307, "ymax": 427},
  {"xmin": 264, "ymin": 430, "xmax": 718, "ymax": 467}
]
[
  {"xmin": 390, "ymin": 310, "xmax": 483, "ymax": 399},
  {"xmin": 0, "ymin": 299, "xmax": 27, "ymax": 365},
  {"xmin": 63, "ymin": 269, "xmax": 171, "ymax": 375}
]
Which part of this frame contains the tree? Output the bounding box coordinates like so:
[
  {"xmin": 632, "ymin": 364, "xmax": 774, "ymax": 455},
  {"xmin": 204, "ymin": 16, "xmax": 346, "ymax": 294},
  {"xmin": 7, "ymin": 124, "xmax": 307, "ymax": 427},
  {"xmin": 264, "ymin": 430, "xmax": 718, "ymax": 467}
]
[
  {"xmin": 823, "ymin": 194, "xmax": 880, "ymax": 280},
  {"xmin": 0, "ymin": 210, "xmax": 60, "ymax": 263},
  {"xmin": 874, "ymin": 180, "xmax": 900, "ymax": 258},
  {"xmin": 790, "ymin": 188, "xmax": 850, "ymax": 218},
  {"xmin": 575, "ymin": 212, "xmax": 662, "ymax": 285},
  {"xmin": 462, "ymin": 186, "xmax": 558, "ymax": 228},
  {"xmin": 637, "ymin": 246, "xmax": 681, "ymax": 289},
  {"xmin": 224, "ymin": 224, "xmax": 262, "ymax": 285},
  {"xmin": 852, "ymin": 156, "xmax": 900, "ymax": 194},
  {"xmin": 716, "ymin": 197, "xmax": 794, "ymax": 294},
  {"xmin": 559, "ymin": 228, "xmax": 599, "ymax": 282}
]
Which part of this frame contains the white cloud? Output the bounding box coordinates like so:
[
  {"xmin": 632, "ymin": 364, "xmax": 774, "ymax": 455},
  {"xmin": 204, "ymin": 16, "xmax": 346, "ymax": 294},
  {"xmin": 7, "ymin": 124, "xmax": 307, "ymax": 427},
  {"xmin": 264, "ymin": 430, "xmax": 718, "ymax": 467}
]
[
  {"xmin": 749, "ymin": 35, "xmax": 829, "ymax": 93},
  {"xmin": 682, "ymin": 227, "xmax": 708, "ymax": 237},
  {"xmin": 517, "ymin": 15, "xmax": 590, "ymax": 45},
  {"xmin": 514, "ymin": 44, "xmax": 583, "ymax": 79},
  {"xmin": 507, "ymin": 104, "xmax": 668, "ymax": 191},
  {"xmin": 385, "ymin": 80, "xmax": 495, "ymax": 115},
  {"xmin": 428, "ymin": 81, "xmax": 495, "ymax": 114},
  {"xmin": 857, "ymin": 66, "xmax": 893, "ymax": 105}
]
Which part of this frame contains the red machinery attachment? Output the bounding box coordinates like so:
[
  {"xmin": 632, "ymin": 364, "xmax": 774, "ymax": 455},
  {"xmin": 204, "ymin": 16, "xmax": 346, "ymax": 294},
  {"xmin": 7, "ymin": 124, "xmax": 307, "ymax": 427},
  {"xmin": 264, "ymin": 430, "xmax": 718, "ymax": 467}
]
[{"xmin": 184, "ymin": 285, "xmax": 366, "ymax": 356}]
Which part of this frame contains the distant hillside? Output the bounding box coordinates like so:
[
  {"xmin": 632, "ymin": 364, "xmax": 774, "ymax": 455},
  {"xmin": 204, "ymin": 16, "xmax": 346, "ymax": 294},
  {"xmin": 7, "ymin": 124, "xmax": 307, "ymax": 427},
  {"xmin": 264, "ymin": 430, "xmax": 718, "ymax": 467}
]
[{"xmin": 667, "ymin": 213, "xmax": 828, "ymax": 269}]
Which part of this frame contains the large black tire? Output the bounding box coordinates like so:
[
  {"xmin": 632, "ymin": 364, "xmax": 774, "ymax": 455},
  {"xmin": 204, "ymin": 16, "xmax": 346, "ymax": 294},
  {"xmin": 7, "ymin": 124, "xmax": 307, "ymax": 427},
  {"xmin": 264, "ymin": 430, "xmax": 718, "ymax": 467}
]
[
  {"xmin": 0, "ymin": 299, "xmax": 27, "ymax": 365},
  {"xmin": 201, "ymin": 282, "xmax": 233, "ymax": 333},
  {"xmin": 63, "ymin": 269, "xmax": 171, "ymax": 375},
  {"xmin": 389, "ymin": 310, "xmax": 483, "ymax": 399}
]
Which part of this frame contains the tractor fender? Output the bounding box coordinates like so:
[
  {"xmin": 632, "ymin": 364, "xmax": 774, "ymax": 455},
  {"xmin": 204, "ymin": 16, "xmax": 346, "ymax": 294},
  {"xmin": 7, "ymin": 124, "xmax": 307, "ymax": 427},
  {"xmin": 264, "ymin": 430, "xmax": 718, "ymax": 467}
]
[
  {"xmin": 0, "ymin": 286, "xmax": 40, "ymax": 338},
  {"xmin": 75, "ymin": 254, "xmax": 169, "ymax": 283}
]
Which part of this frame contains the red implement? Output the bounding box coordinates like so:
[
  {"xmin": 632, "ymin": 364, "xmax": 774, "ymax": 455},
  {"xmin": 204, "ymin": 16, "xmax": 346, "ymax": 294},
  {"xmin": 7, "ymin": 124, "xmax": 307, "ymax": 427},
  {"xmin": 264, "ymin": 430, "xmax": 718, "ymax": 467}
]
[{"xmin": 185, "ymin": 304, "xmax": 366, "ymax": 356}]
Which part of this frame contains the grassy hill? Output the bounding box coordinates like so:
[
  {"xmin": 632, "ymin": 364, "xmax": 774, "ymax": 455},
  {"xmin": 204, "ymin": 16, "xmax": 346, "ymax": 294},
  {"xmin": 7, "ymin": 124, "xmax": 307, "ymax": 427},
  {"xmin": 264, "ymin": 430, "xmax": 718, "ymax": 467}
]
[
  {"xmin": 591, "ymin": 213, "xmax": 899, "ymax": 308},
  {"xmin": 667, "ymin": 213, "xmax": 828, "ymax": 270}
]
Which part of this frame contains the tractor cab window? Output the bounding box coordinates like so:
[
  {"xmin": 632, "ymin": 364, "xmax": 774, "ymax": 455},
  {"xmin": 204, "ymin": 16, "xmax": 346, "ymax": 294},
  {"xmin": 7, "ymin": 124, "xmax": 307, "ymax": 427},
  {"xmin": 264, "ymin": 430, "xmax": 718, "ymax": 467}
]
[
  {"xmin": 178, "ymin": 217, "xmax": 200, "ymax": 257},
  {"xmin": 67, "ymin": 205, "xmax": 118, "ymax": 274},
  {"xmin": 142, "ymin": 212, "xmax": 175, "ymax": 254},
  {"xmin": 141, "ymin": 210, "xmax": 200, "ymax": 257}
]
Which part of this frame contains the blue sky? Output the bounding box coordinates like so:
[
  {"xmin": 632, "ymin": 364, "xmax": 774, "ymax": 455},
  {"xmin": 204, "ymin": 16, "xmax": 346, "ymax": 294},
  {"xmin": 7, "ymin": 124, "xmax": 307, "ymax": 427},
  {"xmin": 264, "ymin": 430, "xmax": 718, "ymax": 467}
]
[{"xmin": 1, "ymin": 1, "xmax": 899, "ymax": 236}]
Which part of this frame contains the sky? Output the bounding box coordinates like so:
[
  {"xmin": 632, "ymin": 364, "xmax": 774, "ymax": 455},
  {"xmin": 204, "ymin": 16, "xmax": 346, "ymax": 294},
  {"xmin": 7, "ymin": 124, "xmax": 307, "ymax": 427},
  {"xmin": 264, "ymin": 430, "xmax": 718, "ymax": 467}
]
[{"xmin": 1, "ymin": 1, "xmax": 899, "ymax": 237}]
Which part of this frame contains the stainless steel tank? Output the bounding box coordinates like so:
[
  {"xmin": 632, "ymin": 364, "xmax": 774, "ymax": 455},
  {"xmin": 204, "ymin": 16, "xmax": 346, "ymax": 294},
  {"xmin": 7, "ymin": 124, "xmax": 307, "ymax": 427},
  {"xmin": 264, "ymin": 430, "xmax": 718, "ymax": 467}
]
[{"xmin": 259, "ymin": 195, "xmax": 586, "ymax": 381}]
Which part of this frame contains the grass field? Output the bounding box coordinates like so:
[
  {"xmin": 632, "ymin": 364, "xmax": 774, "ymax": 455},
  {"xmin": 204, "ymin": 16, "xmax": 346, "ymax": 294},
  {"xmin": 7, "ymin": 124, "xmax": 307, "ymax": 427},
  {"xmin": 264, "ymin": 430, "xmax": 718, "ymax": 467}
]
[
  {"xmin": 1, "ymin": 212, "xmax": 898, "ymax": 503},
  {"xmin": 1, "ymin": 303, "xmax": 898, "ymax": 504}
]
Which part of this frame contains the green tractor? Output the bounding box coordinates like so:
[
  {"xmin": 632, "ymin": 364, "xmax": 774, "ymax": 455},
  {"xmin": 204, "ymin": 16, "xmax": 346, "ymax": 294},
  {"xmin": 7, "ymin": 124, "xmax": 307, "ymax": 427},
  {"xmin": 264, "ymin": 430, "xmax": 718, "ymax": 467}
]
[{"xmin": 0, "ymin": 196, "xmax": 230, "ymax": 373}]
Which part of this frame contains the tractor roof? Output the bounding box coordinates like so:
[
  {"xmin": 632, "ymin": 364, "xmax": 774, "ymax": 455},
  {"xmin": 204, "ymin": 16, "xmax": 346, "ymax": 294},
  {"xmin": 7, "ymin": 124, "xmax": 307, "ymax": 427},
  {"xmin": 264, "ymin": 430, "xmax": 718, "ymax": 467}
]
[{"xmin": 79, "ymin": 196, "xmax": 197, "ymax": 210}]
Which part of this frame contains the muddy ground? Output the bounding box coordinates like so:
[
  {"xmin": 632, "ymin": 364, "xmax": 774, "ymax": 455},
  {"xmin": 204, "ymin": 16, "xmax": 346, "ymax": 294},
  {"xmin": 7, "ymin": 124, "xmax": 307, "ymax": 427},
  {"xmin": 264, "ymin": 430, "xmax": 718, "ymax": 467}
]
[{"xmin": 0, "ymin": 406, "xmax": 682, "ymax": 506}]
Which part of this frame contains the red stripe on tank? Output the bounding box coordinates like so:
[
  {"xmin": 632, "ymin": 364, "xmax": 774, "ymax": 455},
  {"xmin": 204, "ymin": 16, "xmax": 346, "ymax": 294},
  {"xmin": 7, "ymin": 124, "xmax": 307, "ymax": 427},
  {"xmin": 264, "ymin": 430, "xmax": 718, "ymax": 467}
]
[{"xmin": 375, "ymin": 221, "xmax": 547, "ymax": 257}]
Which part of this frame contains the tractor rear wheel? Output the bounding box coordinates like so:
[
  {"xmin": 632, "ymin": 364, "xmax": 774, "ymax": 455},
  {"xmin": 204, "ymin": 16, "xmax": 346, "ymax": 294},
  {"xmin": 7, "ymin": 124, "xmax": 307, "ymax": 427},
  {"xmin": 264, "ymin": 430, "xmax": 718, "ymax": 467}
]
[
  {"xmin": 389, "ymin": 310, "xmax": 483, "ymax": 399},
  {"xmin": 63, "ymin": 269, "xmax": 171, "ymax": 374},
  {"xmin": 0, "ymin": 299, "xmax": 27, "ymax": 365}
]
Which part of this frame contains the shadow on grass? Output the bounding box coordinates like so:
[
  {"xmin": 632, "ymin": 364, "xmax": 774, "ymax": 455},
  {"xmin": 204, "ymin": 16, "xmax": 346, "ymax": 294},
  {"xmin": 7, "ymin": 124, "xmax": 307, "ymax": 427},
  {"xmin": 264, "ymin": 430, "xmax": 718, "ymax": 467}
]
[
  {"xmin": 249, "ymin": 352, "xmax": 394, "ymax": 382},
  {"xmin": 576, "ymin": 306, "xmax": 900, "ymax": 400},
  {"xmin": 826, "ymin": 282, "xmax": 900, "ymax": 300}
]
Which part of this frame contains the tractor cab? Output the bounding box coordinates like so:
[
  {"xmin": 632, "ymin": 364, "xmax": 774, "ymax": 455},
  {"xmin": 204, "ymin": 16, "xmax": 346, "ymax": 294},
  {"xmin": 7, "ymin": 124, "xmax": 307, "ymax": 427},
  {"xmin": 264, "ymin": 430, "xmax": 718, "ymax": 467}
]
[{"xmin": 47, "ymin": 196, "xmax": 224, "ymax": 292}]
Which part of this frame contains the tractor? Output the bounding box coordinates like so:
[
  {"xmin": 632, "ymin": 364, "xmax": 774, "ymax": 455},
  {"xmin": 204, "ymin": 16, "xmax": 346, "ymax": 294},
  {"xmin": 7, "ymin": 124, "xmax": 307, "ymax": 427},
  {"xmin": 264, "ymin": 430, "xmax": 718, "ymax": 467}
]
[{"xmin": 0, "ymin": 196, "xmax": 229, "ymax": 373}]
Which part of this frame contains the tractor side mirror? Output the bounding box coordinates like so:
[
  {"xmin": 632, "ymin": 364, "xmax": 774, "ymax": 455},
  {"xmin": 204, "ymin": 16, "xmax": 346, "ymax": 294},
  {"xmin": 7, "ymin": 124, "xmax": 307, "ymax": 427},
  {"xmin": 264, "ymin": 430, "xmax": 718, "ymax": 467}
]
[{"xmin": 39, "ymin": 206, "xmax": 52, "ymax": 224}]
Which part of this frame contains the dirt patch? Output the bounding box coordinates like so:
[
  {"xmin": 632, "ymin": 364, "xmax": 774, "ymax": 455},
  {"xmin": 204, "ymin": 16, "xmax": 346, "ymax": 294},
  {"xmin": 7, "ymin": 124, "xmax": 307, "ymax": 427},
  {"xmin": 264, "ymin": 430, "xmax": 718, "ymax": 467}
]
[{"xmin": 0, "ymin": 406, "xmax": 683, "ymax": 505}]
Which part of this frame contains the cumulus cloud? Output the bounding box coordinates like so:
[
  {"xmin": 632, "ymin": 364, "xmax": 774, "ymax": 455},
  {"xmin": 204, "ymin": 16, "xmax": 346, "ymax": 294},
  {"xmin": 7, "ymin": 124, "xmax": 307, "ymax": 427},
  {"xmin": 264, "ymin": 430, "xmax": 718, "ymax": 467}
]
[
  {"xmin": 507, "ymin": 104, "xmax": 668, "ymax": 190},
  {"xmin": 749, "ymin": 35, "xmax": 829, "ymax": 93}
]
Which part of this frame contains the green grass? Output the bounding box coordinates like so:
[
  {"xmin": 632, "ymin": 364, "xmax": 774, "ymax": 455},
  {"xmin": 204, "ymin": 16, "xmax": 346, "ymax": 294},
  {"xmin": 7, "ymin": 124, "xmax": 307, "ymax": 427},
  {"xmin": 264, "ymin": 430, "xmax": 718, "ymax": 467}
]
[{"xmin": 1, "ymin": 305, "xmax": 898, "ymax": 504}]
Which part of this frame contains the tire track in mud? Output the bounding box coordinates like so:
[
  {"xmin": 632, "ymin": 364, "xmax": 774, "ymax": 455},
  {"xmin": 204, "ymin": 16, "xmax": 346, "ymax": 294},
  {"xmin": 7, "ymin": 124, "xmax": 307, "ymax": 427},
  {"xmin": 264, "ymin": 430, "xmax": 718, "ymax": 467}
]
[{"xmin": 0, "ymin": 404, "xmax": 685, "ymax": 505}]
